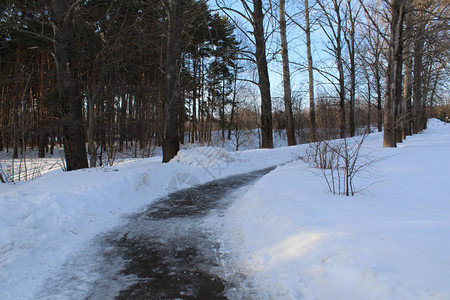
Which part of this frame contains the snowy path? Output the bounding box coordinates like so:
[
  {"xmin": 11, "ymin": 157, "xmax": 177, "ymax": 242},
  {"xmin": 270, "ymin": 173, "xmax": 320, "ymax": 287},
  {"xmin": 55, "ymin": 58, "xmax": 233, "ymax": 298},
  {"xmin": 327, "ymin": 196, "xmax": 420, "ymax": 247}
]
[{"xmin": 36, "ymin": 167, "xmax": 275, "ymax": 299}]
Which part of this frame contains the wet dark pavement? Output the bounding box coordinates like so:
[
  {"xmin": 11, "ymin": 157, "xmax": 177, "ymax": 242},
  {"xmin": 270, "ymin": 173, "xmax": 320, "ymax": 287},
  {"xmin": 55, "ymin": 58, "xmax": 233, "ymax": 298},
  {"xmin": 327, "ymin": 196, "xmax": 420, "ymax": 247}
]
[{"xmin": 38, "ymin": 167, "xmax": 274, "ymax": 299}]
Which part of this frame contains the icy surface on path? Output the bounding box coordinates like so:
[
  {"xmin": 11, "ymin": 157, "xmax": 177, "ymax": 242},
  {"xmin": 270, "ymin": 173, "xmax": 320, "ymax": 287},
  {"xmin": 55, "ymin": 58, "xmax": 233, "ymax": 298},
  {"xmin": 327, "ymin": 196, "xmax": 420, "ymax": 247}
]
[{"xmin": 36, "ymin": 167, "xmax": 275, "ymax": 299}]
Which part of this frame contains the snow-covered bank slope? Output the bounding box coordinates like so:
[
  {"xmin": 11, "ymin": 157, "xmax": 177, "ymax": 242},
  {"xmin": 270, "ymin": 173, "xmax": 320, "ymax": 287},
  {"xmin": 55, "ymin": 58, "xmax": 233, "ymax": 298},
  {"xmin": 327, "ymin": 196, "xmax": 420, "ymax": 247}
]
[
  {"xmin": 0, "ymin": 145, "xmax": 305, "ymax": 300},
  {"xmin": 225, "ymin": 120, "xmax": 450, "ymax": 299}
]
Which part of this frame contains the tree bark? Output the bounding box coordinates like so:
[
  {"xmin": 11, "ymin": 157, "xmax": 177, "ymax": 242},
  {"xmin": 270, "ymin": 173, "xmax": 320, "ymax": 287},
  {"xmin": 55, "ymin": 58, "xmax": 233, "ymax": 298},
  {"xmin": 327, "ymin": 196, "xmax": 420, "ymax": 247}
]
[
  {"xmin": 402, "ymin": 46, "xmax": 413, "ymax": 138},
  {"xmin": 383, "ymin": 0, "xmax": 407, "ymax": 147},
  {"xmin": 305, "ymin": 0, "xmax": 316, "ymax": 143},
  {"xmin": 279, "ymin": 0, "xmax": 296, "ymax": 146},
  {"xmin": 375, "ymin": 66, "xmax": 383, "ymax": 132},
  {"xmin": 52, "ymin": 0, "xmax": 88, "ymax": 170},
  {"xmin": 253, "ymin": 0, "xmax": 273, "ymax": 148},
  {"xmin": 162, "ymin": 0, "xmax": 182, "ymax": 162},
  {"xmin": 345, "ymin": 0, "xmax": 357, "ymax": 137},
  {"xmin": 335, "ymin": 3, "xmax": 346, "ymax": 139},
  {"xmin": 413, "ymin": 22, "xmax": 424, "ymax": 134}
]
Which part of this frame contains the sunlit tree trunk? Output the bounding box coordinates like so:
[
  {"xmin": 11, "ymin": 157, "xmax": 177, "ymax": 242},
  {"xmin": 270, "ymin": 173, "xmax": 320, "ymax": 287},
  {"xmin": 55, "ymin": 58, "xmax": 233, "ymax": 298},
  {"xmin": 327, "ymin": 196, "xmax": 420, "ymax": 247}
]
[
  {"xmin": 253, "ymin": 0, "xmax": 273, "ymax": 148},
  {"xmin": 384, "ymin": 0, "xmax": 407, "ymax": 147},
  {"xmin": 305, "ymin": 0, "xmax": 316, "ymax": 142},
  {"xmin": 279, "ymin": 0, "xmax": 296, "ymax": 146},
  {"xmin": 345, "ymin": 0, "xmax": 357, "ymax": 137}
]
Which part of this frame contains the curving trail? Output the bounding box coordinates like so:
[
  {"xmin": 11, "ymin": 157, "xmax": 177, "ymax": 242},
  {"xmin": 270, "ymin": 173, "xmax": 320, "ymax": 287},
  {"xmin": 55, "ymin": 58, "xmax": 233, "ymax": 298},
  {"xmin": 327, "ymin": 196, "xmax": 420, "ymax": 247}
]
[{"xmin": 38, "ymin": 167, "xmax": 274, "ymax": 299}]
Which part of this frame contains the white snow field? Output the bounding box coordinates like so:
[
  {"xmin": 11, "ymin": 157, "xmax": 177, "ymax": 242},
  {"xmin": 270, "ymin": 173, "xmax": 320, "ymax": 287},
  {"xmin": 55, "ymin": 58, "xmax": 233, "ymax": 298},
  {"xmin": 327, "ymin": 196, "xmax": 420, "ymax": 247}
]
[
  {"xmin": 223, "ymin": 119, "xmax": 450, "ymax": 299},
  {"xmin": 0, "ymin": 141, "xmax": 302, "ymax": 299},
  {"xmin": 0, "ymin": 119, "xmax": 449, "ymax": 299}
]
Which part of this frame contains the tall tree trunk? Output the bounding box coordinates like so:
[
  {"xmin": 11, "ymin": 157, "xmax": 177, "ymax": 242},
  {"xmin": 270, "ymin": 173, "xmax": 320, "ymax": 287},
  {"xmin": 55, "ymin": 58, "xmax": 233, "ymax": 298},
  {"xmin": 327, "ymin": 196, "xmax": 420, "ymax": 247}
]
[
  {"xmin": 13, "ymin": 47, "xmax": 21, "ymax": 159},
  {"xmin": 305, "ymin": 0, "xmax": 316, "ymax": 142},
  {"xmin": 52, "ymin": 0, "xmax": 88, "ymax": 170},
  {"xmin": 338, "ymin": 53, "xmax": 345, "ymax": 138},
  {"xmin": 253, "ymin": 0, "xmax": 273, "ymax": 148},
  {"xmin": 162, "ymin": 0, "xmax": 182, "ymax": 162},
  {"xmin": 334, "ymin": 1, "xmax": 346, "ymax": 138},
  {"xmin": 375, "ymin": 67, "xmax": 383, "ymax": 132},
  {"xmin": 413, "ymin": 23, "xmax": 424, "ymax": 133},
  {"xmin": 179, "ymin": 87, "xmax": 186, "ymax": 145},
  {"xmin": 383, "ymin": 0, "xmax": 407, "ymax": 147},
  {"xmin": 366, "ymin": 69, "xmax": 372, "ymax": 133},
  {"xmin": 402, "ymin": 48, "xmax": 413, "ymax": 138},
  {"xmin": 191, "ymin": 58, "xmax": 198, "ymax": 143},
  {"xmin": 221, "ymin": 80, "xmax": 226, "ymax": 141},
  {"xmin": 402, "ymin": 5, "xmax": 413, "ymax": 138},
  {"xmin": 428, "ymin": 71, "xmax": 439, "ymax": 121},
  {"xmin": 38, "ymin": 53, "xmax": 47, "ymax": 158},
  {"xmin": 346, "ymin": 0, "xmax": 357, "ymax": 137},
  {"xmin": 279, "ymin": 0, "xmax": 296, "ymax": 146}
]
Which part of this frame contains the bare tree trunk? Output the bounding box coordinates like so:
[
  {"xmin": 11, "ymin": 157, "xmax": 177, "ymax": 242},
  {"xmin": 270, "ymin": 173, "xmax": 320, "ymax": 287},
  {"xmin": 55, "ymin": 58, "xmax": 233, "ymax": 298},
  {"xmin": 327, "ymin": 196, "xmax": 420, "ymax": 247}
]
[
  {"xmin": 279, "ymin": 0, "xmax": 296, "ymax": 146},
  {"xmin": 345, "ymin": 0, "xmax": 357, "ymax": 137},
  {"xmin": 305, "ymin": 0, "xmax": 316, "ymax": 142},
  {"xmin": 319, "ymin": 0, "xmax": 346, "ymax": 138},
  {"xmin": 191, "ymin": 59, "xmax": 198, "ymax": 143},
  {"xmin": 402, "ymin": 48, "xmax": 413, "ymax": 138},
  {"xmin": 383, "ymin": 0, "xmax": 407, "ymax": 147},
  {"xmin": 413, "ymin": 22, "xmax": 424, "ymax": 134},
  {"xmin": 253, "ymin": 0, "xmax": 273, "ymax": 148},
  {"xmin": 338, "ymin": 57, "xmax": 346, "ymax": 138},
  {"xmin": 179, "ymin": 86, "xmax": 186, "ymax": 145},
  {"xmin": 402, "ymin": 5, "xmax": 413, "ymax": 139},
  {"xmin": 366, "ymin": 70, "xmax": 372, "ymax": 133},
  {"xmin": 38, "ymin": 53, "xmax": 47, "ymax": 158},
  {"xmin": 221, "ymin": 80, "xmax": 226, "ymax": 141},
  {"xmin": 428, "ymin": 71, "xmax": 439, "ymax": 120},
  {"xmin": 52, "ymin": 0, "xmax": 88, "ymax": 170},
  {"xmin": 162, "ymin": 0, "xmax": 182, "ymax": 163},
  {"xmin": 375, "ymin": 67, "xmax": 383, "ymax": 132}
]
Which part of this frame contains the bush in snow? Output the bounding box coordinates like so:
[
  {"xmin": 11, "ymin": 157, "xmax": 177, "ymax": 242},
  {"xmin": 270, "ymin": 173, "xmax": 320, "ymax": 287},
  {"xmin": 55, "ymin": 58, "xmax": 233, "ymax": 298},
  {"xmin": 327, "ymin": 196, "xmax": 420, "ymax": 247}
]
[{"xmin": 299, "ymin": 134, "xmax": 379, "ymax": 196}]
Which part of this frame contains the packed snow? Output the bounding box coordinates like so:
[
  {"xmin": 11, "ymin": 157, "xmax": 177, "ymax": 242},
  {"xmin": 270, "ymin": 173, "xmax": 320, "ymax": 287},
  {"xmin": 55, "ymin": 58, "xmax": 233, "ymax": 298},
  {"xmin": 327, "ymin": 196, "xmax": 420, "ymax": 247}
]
[
  {"xmin": 223, "ymin": 119, "xmax": 450, "ymax": 299},
  {"xmin": 0, "ymin": 119, "xmax": 449, "ymax": 299},
  {"xmin": 0, "ymin": 140, "xmax": 301, "ymax": 299}
]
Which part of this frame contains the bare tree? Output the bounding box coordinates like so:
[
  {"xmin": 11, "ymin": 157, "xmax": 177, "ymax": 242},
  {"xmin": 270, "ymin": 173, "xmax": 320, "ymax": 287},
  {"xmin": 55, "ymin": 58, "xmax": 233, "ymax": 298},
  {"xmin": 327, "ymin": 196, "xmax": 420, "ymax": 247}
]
[
  {"xmin": 279, "ymin": 0, "xmax": 296, "ymax": 145},
  {"xmin": 359, "ymin": 1, "xmax": 386, "ymax": 133},
  {"xmin": 286, "ymin": 0, "xmax": 317, "ymax": 142},
  {"xmin": 216, "ymin": 0, "xmax": 274, "ymax": 148},
  {"xmin": 305, "ymin": 0, "xmax": 317, "ymax": 142},
  {"xmin": 383, "ymin": 0, "xmax": 409, "ymax": 147},
  {"xmin": 343, "ymin": 0, "xmax": 360, "ymax": 137},
  {"xmin": 402, "ymin": 7, "xmax": 413, "ymax": 138},
  {"xmin": 411, "ymin": 0, "xmax": 449, "ymax": 133},
  {"xmin": 317, "ymin": 0, "xmax": 347, "ymax": 138}
]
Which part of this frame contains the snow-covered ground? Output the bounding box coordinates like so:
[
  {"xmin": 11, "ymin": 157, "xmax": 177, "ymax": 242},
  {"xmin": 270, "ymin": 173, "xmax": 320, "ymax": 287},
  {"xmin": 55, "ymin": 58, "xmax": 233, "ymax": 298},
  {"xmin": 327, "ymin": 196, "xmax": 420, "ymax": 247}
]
[
  {"xmin": 223, "ymin": 119, "xmax": 450, "ymax": 299},
  {"xmin": 0, "ymin": 141, "xmax": 303, "ymax": 299},
  {"xmin": 0, "ymin": 119, "xmax": 449, "ymax": 299}
]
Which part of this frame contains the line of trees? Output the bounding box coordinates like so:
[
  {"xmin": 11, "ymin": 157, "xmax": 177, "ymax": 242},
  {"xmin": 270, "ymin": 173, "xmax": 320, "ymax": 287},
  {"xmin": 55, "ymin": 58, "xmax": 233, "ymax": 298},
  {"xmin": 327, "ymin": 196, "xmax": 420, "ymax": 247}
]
[
  {"xmin": 1, "ymin": 0, "xmax": 241, "ymax": 169},
  {"xmin": 0, "ymin": 0, "xmax": 448, "ymax": 171}
]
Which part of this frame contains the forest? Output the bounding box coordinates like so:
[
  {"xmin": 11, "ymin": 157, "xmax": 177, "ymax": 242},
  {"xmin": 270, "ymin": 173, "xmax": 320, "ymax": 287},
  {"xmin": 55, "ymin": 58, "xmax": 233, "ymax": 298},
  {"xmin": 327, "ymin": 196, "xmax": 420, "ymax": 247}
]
[{"xmin": 0, "ymin": 0, "xmax": 448, "ymax": 171}]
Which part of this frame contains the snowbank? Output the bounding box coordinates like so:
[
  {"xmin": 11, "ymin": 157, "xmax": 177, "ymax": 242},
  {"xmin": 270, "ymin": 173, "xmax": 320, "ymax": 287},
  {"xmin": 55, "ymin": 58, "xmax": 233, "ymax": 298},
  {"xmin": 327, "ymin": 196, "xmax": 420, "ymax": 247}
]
[
  {"xmin": 225, "ymin": 119, "xmax": 450, "ymax": 299},
  {"xmin": 0, "ymin": 144, "xmax": 304, "ymax": 299}
]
